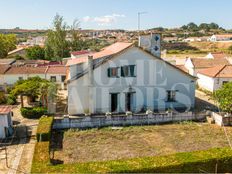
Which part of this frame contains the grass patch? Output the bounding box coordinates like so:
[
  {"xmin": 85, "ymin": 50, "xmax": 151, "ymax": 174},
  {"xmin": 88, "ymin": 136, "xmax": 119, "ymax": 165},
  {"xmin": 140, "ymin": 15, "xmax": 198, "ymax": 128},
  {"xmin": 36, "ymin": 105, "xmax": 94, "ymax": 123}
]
[{"xmin": 31, "ymin": 145, "xmax": 232, "ymax": 173}]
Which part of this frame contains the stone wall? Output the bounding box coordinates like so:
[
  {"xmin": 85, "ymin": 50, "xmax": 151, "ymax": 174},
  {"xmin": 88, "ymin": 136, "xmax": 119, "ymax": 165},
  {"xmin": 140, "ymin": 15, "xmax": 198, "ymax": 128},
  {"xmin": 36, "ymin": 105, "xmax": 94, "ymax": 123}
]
[{"xmin": 53, "ymin": 112, "xmax": 207, "ymax": 129}]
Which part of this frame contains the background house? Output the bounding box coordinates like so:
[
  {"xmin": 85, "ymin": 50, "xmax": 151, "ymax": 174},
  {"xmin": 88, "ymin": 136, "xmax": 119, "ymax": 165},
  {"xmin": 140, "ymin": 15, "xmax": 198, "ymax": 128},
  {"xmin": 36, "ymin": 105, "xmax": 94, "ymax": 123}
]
[
  {"xmin": 209, "ymin": 34, "xmax": 232, "ymax": 42},
  {"xmin": 197, "ymin": 65, "xmax": 232, "ymax": 92},
  {"xmin": 0, "ymin": 105, "xmax": 13, "ymax": 139}
]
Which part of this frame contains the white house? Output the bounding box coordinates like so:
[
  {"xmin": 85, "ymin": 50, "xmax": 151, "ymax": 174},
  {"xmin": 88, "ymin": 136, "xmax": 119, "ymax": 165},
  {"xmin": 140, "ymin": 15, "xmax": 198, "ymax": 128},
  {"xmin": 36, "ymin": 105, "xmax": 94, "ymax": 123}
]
[
  {"xmin": 66, "ymin": 34, "xmax": 196, "ymax": 115},
  {"xmin": 184, "ymin": 56, "xmax": 229, "ymax": 76},
  {"xmin": 209, "ymin": 34, "xmax": 232, "ymax": 42},
  {"xmin": 0, "ymin": 105, "xmax": 13, "ymax": 139},
  {"xmin": 197, "ymin": 65, "xmax": 232, "ymax": 92},
  {"xmin": 1, "ymin": 65, "xmax": 66, "ymax": 89}
]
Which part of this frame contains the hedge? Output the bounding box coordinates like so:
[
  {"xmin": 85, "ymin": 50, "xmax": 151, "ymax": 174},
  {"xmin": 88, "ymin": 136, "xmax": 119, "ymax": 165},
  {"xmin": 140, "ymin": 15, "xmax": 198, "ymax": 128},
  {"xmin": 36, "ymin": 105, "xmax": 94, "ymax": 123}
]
[
  {"xmin": 36, "ymin": 116, "xmax": 53, "ymax": 142},
  {"xmin": 21, "ymin": 107, "xmax": 47, "ymax": 119},
  {"xmin": 31, "ymin": 147, "xmax": 232, "ymax": 173}
]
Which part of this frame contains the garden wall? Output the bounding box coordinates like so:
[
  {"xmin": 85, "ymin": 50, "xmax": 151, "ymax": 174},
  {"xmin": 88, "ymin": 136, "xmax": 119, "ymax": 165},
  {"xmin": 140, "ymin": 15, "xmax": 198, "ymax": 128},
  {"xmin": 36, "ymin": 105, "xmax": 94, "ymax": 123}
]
[{"xmin": 53, "ymin": 112, "xmax": 207, "ymax": 129}]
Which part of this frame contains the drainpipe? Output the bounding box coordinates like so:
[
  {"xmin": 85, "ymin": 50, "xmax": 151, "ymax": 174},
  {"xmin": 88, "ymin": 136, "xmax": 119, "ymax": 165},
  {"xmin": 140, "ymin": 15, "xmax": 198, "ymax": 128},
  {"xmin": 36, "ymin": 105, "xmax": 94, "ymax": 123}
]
[{"xmin": 88, "ymin": 55, "xmax": 94, "ymax": 114}]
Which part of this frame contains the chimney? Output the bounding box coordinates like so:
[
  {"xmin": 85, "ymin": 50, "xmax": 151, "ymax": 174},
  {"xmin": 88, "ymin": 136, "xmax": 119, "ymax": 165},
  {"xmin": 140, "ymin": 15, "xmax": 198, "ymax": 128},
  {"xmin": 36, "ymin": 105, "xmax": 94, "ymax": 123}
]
[
  {"xmin": 88, "ymin": 55, "xmax": 94, "ymax": 114},
  {"xmin": 139, "ymin": 33, "xmax": 161, "ymax": 58}
]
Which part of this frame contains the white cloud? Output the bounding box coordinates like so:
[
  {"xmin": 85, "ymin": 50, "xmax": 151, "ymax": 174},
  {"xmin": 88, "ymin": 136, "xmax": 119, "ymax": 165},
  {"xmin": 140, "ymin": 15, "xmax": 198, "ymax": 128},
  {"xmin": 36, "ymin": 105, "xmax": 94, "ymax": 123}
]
[
  {"xmin": 83, "ymin": 16, "xmax": 91, "ymax": 22},
  {"xmin": 82, "ymin": 14, "xmax": 125, "ymax": 26}
]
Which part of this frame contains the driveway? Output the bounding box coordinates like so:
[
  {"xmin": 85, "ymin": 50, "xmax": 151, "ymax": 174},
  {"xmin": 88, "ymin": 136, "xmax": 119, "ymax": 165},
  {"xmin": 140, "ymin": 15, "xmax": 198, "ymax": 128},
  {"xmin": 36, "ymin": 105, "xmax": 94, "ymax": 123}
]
[{"xmin": 0, "ymin": 105, "xmax": 38, "ymax": 174}]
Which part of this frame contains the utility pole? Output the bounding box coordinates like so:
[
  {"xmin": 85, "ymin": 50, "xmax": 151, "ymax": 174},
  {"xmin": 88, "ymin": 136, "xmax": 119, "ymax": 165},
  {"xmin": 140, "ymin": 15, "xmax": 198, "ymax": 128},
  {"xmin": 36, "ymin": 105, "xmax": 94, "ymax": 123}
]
[{"xmin": 138, "ymin": 12, "xmax": 147, "ymax": 31}]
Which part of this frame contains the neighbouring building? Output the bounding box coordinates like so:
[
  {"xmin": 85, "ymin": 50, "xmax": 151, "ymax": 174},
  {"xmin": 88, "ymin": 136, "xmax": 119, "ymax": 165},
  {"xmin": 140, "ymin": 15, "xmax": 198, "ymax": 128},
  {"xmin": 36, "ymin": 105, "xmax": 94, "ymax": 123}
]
[
  {"xmin": 184, "ymin": 56, "xmax": 229, "ymax": 76},
  {"xmin": 70, "ymin": 50, "xmax": 93, "ymax": 59},
  {"xmin": 209, "ymin": 34, "xmax": 232, "ymax": 42},
  {"xmin": 66, "ymin": 34, "xmax": 196, "ymax": 115},
  {"xmin": 0, "ymin": 65, "xmax": 67, "ymax": 90},
  {"xmin": 0, "ymin": 105, "xmax": 13, "ymax": 139},
  {"xmin": 197, "ymin": 65, "xmax": 232, "ymax": 92}
]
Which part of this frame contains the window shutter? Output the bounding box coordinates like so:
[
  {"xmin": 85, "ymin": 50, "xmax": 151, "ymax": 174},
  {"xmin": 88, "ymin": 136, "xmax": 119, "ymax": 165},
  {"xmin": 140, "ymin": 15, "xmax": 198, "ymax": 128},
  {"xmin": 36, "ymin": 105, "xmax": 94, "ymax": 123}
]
[
  {"xmin": 121, "ymin": 67, "xmax": 124, "ymax": 77},
  {"xmin": 107, "ymin": 68, "xmax": 111, "ymax": 77},
  {"xmin": 130, "ymin": 65, "xmax": 135, "ymax": 76}
]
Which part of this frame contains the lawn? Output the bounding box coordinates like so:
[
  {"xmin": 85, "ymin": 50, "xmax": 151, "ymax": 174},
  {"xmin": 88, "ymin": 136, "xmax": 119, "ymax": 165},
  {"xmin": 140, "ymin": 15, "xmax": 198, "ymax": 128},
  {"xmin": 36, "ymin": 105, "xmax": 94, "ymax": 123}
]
[{"xmin": 51, "ymin": 122, "xmax": 232, "ymax": 164}]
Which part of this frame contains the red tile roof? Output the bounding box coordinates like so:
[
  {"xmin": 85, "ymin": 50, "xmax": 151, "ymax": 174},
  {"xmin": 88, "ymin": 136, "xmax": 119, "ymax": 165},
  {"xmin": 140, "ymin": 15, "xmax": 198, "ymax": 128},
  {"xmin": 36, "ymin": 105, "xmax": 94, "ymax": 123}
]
[
  {"xmin": 66, "ymin": 42, "xmax": 133, "ymax": 66},
  {"xmin": 5, "ymin": 66, "xmax": 47, "ymax": 74},
  {"xmin": 198, "ymin": 65, "xmax": 232, "ymax": 78},
  {"xmin": 176, "ymin": 65, "xmax": 189, "ymax": 73},
  {"xmin": 46, "ymin": 66, "xmax": 66, "ymax": 74},
  {"xmin": 191, "ymin": 58, "xmax": 229, "ymax": 68},
  {"xmin": 71, "ymin": 50, "xmax": 92, "ymax": 56},
  {"xmin": 211, "ymin": 52, "xmax": 227, "ymax": 59},
  {"xmin": 0, "ymin": 105, "xmax": 12, "ymax": 114},
  {"xmin": 0, "ymin": 65, "xmax": 10, "ymax": 74}
]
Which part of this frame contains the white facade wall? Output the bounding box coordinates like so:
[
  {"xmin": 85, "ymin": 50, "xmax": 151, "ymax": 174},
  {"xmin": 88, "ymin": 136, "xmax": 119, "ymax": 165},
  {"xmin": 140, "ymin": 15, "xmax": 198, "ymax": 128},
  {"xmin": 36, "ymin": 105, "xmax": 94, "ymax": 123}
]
[
  {"xmin": 68, "ymin": 47, "xmax": 196, "ymax": 115},
  {"xmin": 3, "ymin": 74, "xmax": 45, "ymax": 85},
  {"xmin": 197, "ymin": 73, "xmax": 215, "ymax": 92},
  {"xmin": 184, "ymin": 58, "xmax": 194, "ymax": 76},
  {"xmin": 0, "ymin": 113, "xmax": 12, "ymax": 139},
  {"xmin": 197, "ymin": 73, "xmax": 232, "ymax": 92}
]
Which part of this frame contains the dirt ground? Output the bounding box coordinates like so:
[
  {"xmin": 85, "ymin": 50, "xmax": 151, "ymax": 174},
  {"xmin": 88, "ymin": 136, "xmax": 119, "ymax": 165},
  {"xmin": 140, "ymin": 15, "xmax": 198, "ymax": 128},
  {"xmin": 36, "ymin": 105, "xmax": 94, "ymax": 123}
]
[{"xmin": 51, "ymin": 123, "xmax": 232, "ymax": 164}]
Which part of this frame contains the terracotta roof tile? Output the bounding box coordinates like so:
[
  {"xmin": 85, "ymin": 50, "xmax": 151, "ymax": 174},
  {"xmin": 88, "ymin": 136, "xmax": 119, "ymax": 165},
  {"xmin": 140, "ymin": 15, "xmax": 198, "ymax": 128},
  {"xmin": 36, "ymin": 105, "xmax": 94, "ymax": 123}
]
[
  {"xmin": 211, "ymin": 53, "xmax": 227, "ymax": 59},
  {"xmin": 46, "ymin": 66, "xmax": 66, "ymax": 74},
  {"xmin": 5, "ymin": 66, "xmax": 47, "ymax": 74},
  {"xmin": 191, "ymin": 58, "xmax": 229, "ymax": 68},
  {"xmin": 66, "ymin": 42, "xmax": 133, "ymax": 66},
  {"xmin": 71, "ymin": 50, "xmax": 92, "ymax": 56},
  {"xmin": 0, "ymin": 65, "xmax": 10, "ymax": 74},
  {"xmin": 176, "ymin": 65, "xmax": 189, "ymax": 73},
  {"xmin": 0, "ymin": 105, "xmax": 12, "ymax": 114},
  {"xmin": 198, "ymin": 65, "xmax": 232, "ymax": 78}
]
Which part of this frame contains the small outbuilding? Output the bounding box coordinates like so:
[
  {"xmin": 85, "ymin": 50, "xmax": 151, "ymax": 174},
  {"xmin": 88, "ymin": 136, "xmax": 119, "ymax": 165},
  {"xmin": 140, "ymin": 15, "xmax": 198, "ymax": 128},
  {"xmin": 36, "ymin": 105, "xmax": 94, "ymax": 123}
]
[{"xmin": 0, "ymin": 105, "xmax": 13, "ymax": 139}]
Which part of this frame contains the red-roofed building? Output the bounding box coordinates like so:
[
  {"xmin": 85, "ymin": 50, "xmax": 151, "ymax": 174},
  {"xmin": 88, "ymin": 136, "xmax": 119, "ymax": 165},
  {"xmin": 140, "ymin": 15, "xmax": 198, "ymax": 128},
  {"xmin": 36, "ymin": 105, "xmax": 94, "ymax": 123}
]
[
  {"xmin": 0, "ymin": 105, "xmax": 13, "ymax": 139},
  {"xmin": 70, "ymin": 50, "xmax": 93, "ymax": 58},
  {"xmin": 1, "ymin": 65, "xmax": 67, "ymax": 90},
  {"xmin": 197, "ymin": 65, "xmax": 232, "ymax": 92}
]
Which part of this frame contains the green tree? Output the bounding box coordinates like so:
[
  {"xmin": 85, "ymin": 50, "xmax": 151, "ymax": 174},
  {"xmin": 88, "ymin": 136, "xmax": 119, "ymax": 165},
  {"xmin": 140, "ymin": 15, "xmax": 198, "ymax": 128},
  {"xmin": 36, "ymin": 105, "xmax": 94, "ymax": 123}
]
[
  {"xmin": 11, "ymin": 77, "xmax": 57, "ymax": 108},
  {"xmin": 45, "ymin": 14, "xmax": 70, "ymax": 60},
  {"xmin": 187, "ymin": 22, "xmax": 198, "ymax": 31},
  {"xmin": 0, "ymin": 34, "xmax": 17, "ymax": 58},
  {"xmin": 26, "ymin": 46, "xmax": 45, "ymax": 60},
  {"xmin": 213, "ymin": 82, "xmax": 232, "ymax": 113}
]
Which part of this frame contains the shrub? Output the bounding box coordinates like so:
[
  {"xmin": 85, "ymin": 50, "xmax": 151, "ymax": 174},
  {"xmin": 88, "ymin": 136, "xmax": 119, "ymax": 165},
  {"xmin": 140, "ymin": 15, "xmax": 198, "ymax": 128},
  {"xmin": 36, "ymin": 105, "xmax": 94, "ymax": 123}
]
[
  {"xmin": 36, "ymin": 116, "xmax": 53, "ymax": 142},
  {"xmin": 6, "ymin": 94, "xmax": 17, "ymax": 105},
  {"xmin": 0, "ymin": 92, "xmax": 6, "ymax": 104},
  {"xmin": 20, "ymin": 107, "xmax": 47, "ymax": 119}
]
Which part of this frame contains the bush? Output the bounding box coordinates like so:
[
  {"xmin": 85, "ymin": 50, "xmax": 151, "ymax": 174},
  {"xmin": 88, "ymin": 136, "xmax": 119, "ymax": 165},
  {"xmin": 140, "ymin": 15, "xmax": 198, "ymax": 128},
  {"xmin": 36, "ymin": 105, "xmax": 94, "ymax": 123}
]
[
  {"xmin": 36, "ymin": 116, "xmax": 53, "ymax": 142},
  {"xmin": 20, "ymin": 107, "xmax": 47, "ymax": 119},
  {"xmin": 6, "ymin": 94, "xmax": 17, "ymax": 105},
  {"xmin": 0, "ymin": 92, "xmax": 6, "ymax": 104}
]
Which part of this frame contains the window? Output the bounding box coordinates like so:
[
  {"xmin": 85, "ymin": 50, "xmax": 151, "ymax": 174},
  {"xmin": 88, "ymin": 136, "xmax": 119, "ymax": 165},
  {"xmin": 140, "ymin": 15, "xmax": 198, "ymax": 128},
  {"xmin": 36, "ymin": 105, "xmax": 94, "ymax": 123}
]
[
  {"xmin": 167, "ymin": 90, "xmax": 176, "ymax": 102},
  {"xmin": 223, "ymin": 81, "xmax": 229, "ymax": 85},
  {"xmin": 50, "ymin": 76, "xmax": 56, "ymax": 82},
  {"xmin": 61, "ymin": 75, "xmax": 66, "ymax": 82},
  {"xmin": 121, "ymin": 65, "xmax": 136, "ymax": 77},
  {"xmin": 107, "ymin": 67, "xmax": 119, "ymax": 77},
  {"xmin": 18, "ymin": 77, "xmax": 23, "ymax": 81}
]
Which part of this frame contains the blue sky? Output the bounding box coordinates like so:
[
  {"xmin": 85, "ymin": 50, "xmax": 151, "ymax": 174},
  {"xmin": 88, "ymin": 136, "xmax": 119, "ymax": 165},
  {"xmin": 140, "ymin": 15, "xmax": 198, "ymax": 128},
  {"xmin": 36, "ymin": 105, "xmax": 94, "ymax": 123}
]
[{"xmin": 1, "ymin": 0, "xmax": 232, "ymax": 30}]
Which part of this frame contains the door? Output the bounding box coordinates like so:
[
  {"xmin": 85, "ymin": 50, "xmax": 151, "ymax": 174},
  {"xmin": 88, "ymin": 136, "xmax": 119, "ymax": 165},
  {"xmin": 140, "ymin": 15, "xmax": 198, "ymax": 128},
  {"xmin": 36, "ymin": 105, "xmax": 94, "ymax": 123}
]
[
  {"xmin": 111, "ymin": 93, "xmax": 118, "ymax": 112},
  {"xmin": 126, "ymin": 93, "xmax": 132, "ymax": 111}
]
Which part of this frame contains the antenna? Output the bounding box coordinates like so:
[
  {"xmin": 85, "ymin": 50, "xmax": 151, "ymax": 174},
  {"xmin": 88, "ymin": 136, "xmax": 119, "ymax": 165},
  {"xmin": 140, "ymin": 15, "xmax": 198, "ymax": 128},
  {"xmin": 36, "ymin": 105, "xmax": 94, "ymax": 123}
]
[{"xmin": 138, "ymin": 12, "xmax": 147, "ymax": 31}]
